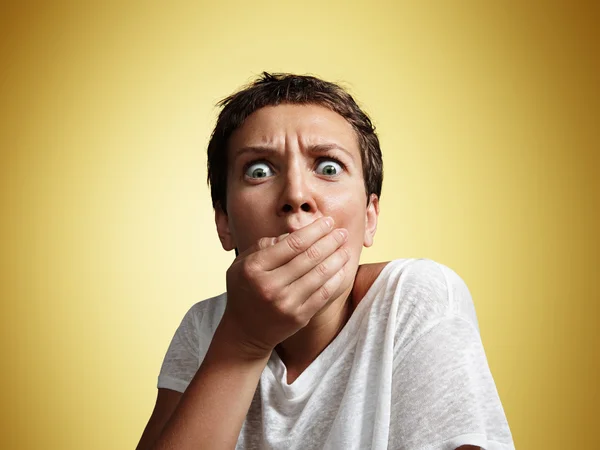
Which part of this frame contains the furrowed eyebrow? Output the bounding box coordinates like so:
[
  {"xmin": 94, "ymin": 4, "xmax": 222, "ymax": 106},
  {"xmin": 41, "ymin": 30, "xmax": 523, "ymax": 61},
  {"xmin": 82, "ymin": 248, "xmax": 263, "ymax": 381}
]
[
  {"xmin": 233, "ymin": 143, "xmax": 355, "ymax": 163},
  {"xmin": 310, "ymin": 144, "xmax": 355, "ymax": 163},
  {"xmin": 233, "ymin": 146, "xmax": 275, "ymax": 159}
]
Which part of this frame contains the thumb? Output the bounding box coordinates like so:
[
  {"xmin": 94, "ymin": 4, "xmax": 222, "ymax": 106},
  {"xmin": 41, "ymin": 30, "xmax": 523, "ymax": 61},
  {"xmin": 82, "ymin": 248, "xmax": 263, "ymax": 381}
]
[
  {"xmin": 273, "ymin": 233, "xmax": 290, "ymax": 244},
  {"xmin": 235, "ymin": 234, "xmax": 280, "ymax": 262}
]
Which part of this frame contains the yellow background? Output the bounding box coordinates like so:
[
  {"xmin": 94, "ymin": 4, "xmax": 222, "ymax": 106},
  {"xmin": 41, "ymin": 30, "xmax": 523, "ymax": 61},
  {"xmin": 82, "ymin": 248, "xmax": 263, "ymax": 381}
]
[{"xmin": 1, "ymin": 1, "xmax": 598, "ymax": 448}]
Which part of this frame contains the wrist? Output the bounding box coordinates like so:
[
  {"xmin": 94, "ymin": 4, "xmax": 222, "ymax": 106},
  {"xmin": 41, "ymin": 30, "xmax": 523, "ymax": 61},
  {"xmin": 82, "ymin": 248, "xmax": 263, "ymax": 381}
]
[{"xmin": 212, "ymin": 314, "xmax": 273, "ymax": 363}]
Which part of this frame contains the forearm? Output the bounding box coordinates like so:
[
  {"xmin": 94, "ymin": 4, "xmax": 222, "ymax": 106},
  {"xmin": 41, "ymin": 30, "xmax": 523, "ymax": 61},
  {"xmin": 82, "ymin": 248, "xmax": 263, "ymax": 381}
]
[{"xmin": 151, "ymin": 317, "xmax": 270, "ymax": 450}]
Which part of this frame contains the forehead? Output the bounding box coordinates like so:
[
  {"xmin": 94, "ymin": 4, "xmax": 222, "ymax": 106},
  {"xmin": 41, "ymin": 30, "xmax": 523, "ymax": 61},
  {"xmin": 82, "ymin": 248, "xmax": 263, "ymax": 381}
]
[{"xmin": 227, "ymin": 104, "xmax": 360, "ymax": 155}]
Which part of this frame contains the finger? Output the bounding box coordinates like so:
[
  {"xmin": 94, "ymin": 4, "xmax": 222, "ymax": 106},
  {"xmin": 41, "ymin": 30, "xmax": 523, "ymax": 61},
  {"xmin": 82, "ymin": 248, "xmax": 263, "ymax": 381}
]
[
  {"xmin": 234, "ymin": 236, "xmax": 277, "ymax": 262},
  {"xmin": 272, "ymin": 227, "xmax": 348, "ymax": 285},
  {"xmin": 273, "ymin": 233, "xmax": 289, "ymax": 244},
  {"xmin": 301, "ymin": 266, "xmax": 348, "ymax": 317},
  {"xmin": 257, "ymin": 216, "xmax": 335, "ymax": 271},
  {"xmin": 289, "ymin": 243, "xmax": 351, "ymax": 308}
]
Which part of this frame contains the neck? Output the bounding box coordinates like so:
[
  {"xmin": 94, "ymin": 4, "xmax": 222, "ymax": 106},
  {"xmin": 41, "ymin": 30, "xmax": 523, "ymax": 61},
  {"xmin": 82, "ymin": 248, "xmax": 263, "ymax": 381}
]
[
  {"xmin": 273, "ymin": 262, "xmax": 389, "ymax": 383},
  {"xmin": 275, "ymin": 283, "xmax": 354, "ymax": 378}
]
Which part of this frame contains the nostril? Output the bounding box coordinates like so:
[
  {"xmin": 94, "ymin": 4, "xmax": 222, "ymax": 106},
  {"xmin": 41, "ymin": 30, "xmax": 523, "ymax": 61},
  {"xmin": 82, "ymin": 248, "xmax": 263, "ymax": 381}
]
[{"xmin": 282, "ymin": 203, "xmax": 311, "ymax": 213}]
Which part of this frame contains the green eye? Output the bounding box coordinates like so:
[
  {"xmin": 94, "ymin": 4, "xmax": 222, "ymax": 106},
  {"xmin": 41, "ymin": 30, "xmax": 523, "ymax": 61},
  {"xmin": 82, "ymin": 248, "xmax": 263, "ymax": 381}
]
[
  {"xmin": 316, "ymin": 160, "xmax": 343, "ymax": 176},
  {"xmin": 245, "ymin": 162, "xmax": 273, "ymax": 179}
]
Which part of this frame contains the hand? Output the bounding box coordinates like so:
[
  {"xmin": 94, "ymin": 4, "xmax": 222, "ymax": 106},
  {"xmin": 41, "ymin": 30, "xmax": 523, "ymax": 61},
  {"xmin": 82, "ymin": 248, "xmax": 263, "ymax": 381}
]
[{"xmin": 218, "ymin": 216, "xmax": 350, "ymax": 359}]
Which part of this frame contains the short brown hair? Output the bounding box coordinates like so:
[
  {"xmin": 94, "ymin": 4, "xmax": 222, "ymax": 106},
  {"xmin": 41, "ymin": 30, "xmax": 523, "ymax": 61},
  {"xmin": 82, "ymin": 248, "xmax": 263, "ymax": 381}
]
[{"xmin": 207, "ymin": 72, "xmax": 383, "ymax": 213}]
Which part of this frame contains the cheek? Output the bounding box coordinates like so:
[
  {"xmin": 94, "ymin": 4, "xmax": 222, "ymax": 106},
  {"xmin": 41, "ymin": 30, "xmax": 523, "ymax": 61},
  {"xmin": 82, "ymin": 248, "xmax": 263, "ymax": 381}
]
[
  {"xmin": 321, "ymin": 185, "xmax": 358, "ymax": 210},
  {"xmin": 227, "ymin": 192, "xmax": 279, "ymax": 244},
  {"xmin": 229, "ymin": 186, "xmax": 270, "ymax": 215},
  {"xmin": 326, "ymin": 200, "xmax": 367, "ymax": 242},
  {"xmin": 323, "ymin": 185, "xmax": 366, "ymax": 215}
]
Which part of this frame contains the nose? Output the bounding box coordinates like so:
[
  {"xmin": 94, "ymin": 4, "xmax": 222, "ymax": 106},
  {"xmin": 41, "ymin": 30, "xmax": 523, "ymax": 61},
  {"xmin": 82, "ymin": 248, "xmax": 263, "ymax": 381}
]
[{"xmin": 277, "ymin": 161, "xmax": 317, "ymax": 217}]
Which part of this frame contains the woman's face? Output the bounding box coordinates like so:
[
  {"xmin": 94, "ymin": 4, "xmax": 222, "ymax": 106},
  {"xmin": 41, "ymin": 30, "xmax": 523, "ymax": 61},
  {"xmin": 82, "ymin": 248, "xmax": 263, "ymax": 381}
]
[{"xmin": 215, "ymin": 103, "xmax": 379, "ymax": 291}]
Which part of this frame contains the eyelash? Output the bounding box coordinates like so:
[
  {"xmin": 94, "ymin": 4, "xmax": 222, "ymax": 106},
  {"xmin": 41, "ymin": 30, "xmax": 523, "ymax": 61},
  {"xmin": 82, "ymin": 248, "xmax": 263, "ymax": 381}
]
[{"xmin": 242, "ymin": 156, "xmax": 346, "ymax": 175}]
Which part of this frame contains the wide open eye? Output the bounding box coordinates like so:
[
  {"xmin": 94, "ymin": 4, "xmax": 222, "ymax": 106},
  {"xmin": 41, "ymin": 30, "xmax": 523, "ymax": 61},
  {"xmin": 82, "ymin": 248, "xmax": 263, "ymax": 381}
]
[
  {"xmin": 245, "ymin": 162, "xmax": 274, "ymax": 179},
  {"xmin": 316, "ymin": 159, "xmax": 343, "ymax": 177}
]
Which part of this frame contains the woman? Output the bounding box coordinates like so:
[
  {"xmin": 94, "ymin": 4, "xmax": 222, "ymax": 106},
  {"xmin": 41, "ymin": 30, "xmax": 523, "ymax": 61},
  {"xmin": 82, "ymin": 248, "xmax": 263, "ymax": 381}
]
[{"xmin": 136, "ymin": 72, "xmax": 514, "ymax": 450}]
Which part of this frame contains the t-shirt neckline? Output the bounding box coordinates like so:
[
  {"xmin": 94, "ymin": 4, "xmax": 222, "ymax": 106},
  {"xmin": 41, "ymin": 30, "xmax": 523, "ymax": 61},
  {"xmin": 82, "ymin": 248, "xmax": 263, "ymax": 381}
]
[{"xmin": 266, "ymin": 259, "xmax": 404, "ymax": 400}]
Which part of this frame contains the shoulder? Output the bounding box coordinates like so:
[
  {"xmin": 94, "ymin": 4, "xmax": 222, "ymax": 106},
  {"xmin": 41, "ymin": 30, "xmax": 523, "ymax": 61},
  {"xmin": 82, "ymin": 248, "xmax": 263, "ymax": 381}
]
[
  {"xmin": 363, "ymin": 258, "xmax": 479, "ymax": 330},
  {"xmin": 175, "ymin": 292, "xmax": 228, "ymax": 336},
  {"xmin": 400, "ymin": 258, "xmax": 473, "ymax": 311}
]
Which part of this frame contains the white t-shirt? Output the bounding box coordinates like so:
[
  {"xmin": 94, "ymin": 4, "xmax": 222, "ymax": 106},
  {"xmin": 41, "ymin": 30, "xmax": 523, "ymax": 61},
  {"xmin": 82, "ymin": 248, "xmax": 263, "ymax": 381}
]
[{"xmin": 158, "ymin": 258, "xmax": 515, "ymax": 449}]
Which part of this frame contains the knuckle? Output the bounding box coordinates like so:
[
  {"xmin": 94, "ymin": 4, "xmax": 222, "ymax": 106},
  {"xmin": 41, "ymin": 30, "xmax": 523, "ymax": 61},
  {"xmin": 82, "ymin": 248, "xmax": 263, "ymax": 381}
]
[
  {"xmin": 293, "ymin": 315, "xmax": 309, "ymax": 328},
  {"xmin": 282, "ymin": 306, "xmax": 306, "ymax": 326},
  {"xmin": 258, "ymin": 237, "xmax": 274, "ymax": 250},
  {"xmin": 276, "ymin": 301, "xmax": 290, "ymax": 315},
  {"xmin": 257, "ymin": 282, "xmax": 275, "ymax": 301},
  {"xmin": 315, "ymin": 261, "xmax": 329, "ymax": 278},
  {"xmin": 286, "ymin": 233, "xmax": 305, "ymax": 253},
  {"xmin": 305, "ymin": 244, "xmax": 322, "ymax": 262},
  {"xmin": 319, "ymin": 284, "xmax": 332, "ymax": 301},
  {"xmin": 242, "ymin": 256, "xmax": 260, "ymax": 278},
  {"xmin": 278, "ymin": 305, "xmax": 299, "ymax": 324}
]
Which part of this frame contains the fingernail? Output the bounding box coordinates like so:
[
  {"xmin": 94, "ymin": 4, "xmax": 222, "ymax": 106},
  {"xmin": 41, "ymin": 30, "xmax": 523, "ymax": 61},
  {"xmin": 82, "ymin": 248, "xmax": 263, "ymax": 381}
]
[{"xmin": 324, "ymin": 217, "xmax": 334, "ymax": 228}]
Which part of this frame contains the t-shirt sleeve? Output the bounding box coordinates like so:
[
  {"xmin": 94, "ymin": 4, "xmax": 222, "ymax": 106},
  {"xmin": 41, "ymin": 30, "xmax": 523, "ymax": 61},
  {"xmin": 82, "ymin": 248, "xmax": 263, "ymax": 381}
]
[
  {"xmin": 157, "ymin": 304, "xmax": 202, "ymax": 393},
  {"xmin": 389, "ymin": 263, "xmax": 515, "ymax": 449}
]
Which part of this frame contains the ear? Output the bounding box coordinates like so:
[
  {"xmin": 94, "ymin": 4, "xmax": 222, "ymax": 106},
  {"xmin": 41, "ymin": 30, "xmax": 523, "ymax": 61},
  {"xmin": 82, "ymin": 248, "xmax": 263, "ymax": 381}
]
[
  {"xmin": 363, "ymin": 193, "xmax": 380, "ymax": 248},
  {"xmin": 215, "ymin": 203, "xmax": 236, "ymax": 251}
]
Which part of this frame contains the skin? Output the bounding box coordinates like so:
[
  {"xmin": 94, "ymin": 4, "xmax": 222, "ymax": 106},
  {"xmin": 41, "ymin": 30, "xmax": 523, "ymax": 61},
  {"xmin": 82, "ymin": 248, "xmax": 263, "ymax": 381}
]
[
  {"xmin": 215, "ymin": 103, "xmax": 381, "ymax": 381},
  {"xmin": 137, "ymin": 104, "xmax": 482, "ymax": 450}
]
